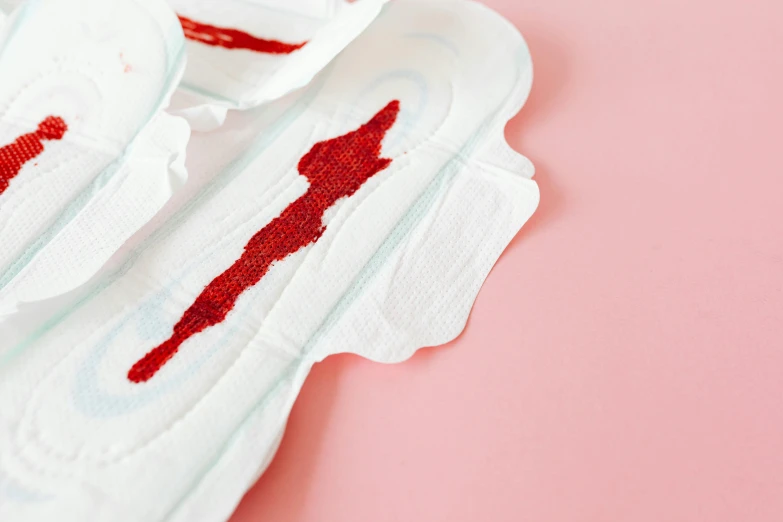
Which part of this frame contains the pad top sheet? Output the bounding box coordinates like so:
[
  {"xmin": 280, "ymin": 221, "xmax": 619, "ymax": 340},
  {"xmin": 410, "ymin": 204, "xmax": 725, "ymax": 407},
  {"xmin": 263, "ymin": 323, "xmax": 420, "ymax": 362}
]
[
  {"xmin": 0, "ymin": 0, "xmax": 189, "ymax": 315},
  {"xmin": 168, "ymin": 0, "xmax": 390, "ymax": 130},
  {"xmin": 0, "ymin": 1, "xmax": 538, "ymax": 521}
]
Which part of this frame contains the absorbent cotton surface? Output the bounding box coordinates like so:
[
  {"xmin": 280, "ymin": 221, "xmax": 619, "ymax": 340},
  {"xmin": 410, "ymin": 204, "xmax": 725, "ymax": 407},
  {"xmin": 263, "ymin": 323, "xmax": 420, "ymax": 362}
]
[
  {"xmin": 0, "ymin": 1, "xmax": 538, "ymax": 521},
  {"xmin": 167, "ymin": 0, "xmax": 391, "ymax": 130},
  {"xmin": 0, "ymin": 0, "xmax": 381, "ymax": 310},
  {"xmin": 0, "ymin": 0, "xmax": 189, "ymax": 315}
]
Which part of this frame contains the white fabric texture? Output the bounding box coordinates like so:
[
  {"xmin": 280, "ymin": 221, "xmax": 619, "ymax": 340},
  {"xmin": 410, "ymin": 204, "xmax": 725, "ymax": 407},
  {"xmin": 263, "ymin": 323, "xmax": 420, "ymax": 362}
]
[
  {"xmin": 0, "ymin": 0, "xmax": 387, "ymax": 315},
  {"xmin": 0, "ymin": 0, "xmax": 190, "ymax": 316},
  {"xmin": 0, "ymin": 1, "xmax": 538, "ymax": 521},
  {"xmin": 168, "ymin": 0, "xmax": 390, "ymax": 130}
]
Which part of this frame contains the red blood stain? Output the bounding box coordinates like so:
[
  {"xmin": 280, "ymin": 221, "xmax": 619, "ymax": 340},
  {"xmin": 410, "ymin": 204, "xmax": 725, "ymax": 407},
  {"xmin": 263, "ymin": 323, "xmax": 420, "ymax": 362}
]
[
  {"xmin": 0, "ymin": 116, "xmax": 67, "ymax": 196},
  {"xmin": 178, "ymin": 15, "xmax": 306, "ymax": 54},
  {"xmin": 128, "ymin": 100, "xmax": 400, "ymax": 383}
]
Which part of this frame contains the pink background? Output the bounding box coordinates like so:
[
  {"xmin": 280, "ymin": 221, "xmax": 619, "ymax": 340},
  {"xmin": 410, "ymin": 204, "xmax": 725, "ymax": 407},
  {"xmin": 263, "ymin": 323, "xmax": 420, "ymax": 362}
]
[{"xmin": 230, "ymin": 1, "xmax": 783, "ymax": 521}]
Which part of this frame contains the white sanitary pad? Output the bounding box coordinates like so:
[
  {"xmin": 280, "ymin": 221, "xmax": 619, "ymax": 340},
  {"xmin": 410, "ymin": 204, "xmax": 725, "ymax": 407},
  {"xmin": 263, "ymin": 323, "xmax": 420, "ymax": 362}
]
[
  {"xmin": 168, "ymin": 0, "xmax": 390, "ymax": 130},
  {"xmin": 0, "ymin": 0, "xmax": 189, "ymax": 316},
  {"xmin": 0, "ymin": 1, "xmax": 538, "ymax": 521}
]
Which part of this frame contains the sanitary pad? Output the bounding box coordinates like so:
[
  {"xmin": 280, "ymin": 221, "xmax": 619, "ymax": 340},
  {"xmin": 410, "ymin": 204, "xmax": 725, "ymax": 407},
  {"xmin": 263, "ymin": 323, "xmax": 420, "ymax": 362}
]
[
  {"xmin": 0, "ymin": 0, "xmax": 189, "ymax": 315},
  {"xmin": 0, "ymin": 1, "xmax": 538, "ymax": 521},
  {"xmin": 168, "ymin": 0, "xmax": 390, "ymax": 130}
]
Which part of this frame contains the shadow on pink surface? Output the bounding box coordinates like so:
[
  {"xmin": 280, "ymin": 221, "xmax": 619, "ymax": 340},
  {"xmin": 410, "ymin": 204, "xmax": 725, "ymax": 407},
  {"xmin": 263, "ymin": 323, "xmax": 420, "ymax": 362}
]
[
  {"xmin": 230, "ymin": 356, "xmax": 345, "ymax": 521},
  {"xmin": 505, "ymin": 25, "xmax": 569, "ymax": 247}
]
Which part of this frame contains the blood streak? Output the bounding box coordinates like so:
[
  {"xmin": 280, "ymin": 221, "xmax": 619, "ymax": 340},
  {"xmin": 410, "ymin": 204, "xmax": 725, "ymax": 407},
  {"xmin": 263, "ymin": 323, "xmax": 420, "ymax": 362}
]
[
  {"xmin": 0, "ymin": 116, "xmax": 67, "ymax": 196},
  {"xmin": 128, "ymin": 100, "xmax": 401, "ymax": 383},
  {"xmin": 177, "ymin": 15, "xmax": 306, "ymax": 54}
]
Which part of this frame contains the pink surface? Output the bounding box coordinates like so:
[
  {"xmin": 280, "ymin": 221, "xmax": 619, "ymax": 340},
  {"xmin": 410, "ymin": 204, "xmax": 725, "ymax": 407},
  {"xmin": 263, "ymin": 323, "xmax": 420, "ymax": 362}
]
[{"xmin": 229, "ymin": 1, "xmax": 783, "ymax": 521}]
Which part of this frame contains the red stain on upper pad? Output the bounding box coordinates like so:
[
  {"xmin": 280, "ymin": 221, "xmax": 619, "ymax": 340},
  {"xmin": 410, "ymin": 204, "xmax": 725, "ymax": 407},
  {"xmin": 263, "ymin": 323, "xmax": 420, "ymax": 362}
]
[
  {"xmin": 0, "ymin": 116, "xmax": 67, "ymax": 196},
  {"xmin": 128, "ymin": 101, "xmax": 401, "ymax": 383},
  {"xmin": 178, "ymin": 15, "xmax": 306, "ymax": 54}
]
